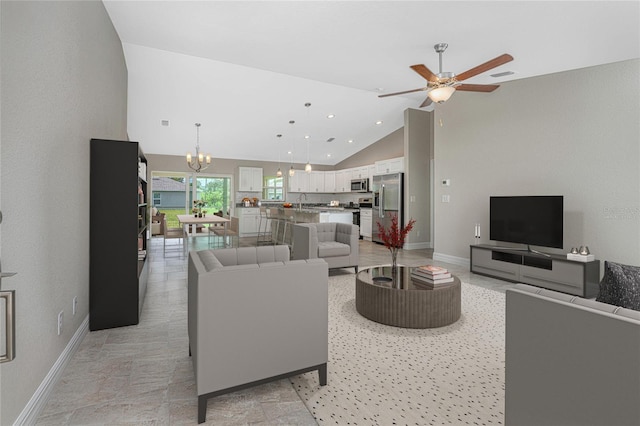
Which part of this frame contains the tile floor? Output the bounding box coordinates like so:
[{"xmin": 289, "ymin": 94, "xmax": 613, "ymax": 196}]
[{"xmin": 36, "ymin": 234, "xmax": 513, "ymax": 425}]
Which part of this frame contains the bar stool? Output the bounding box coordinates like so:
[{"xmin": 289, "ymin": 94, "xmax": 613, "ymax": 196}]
[
  {"xmin": 281, "ymin": 209, "xmax": 296, "ymax": 247},
  {"xmin": 257, "ymin": 207, "xmax": 273, "ymax": 245}
]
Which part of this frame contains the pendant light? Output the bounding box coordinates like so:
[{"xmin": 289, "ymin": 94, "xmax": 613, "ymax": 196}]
[
  {"xmin": 276, "ymin": 134, "xmax": 283, "ymax": 177},
  {"xmin": 288, "ymin": 120, "xmax": 295, "ymax": 177},
  {"xmin": 186, "ymin": 123, "xmax": 211, "ymax": 172},
  {"xmin": 304, "ymin": 103, "xmax": 312, "ymax": 173}
]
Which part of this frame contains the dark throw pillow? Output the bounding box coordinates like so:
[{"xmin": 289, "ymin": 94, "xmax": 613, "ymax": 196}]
[{"xmin": 596, "ymin": 261, "xmax": 640, "ymax": 311}]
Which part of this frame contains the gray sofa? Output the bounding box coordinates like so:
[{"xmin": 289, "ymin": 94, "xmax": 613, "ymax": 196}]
[
  {"xmin": 292, "ymin": 222, "xmax": 359, "ymax": 273},
  {"xmin": 188, "ymin": 245, "xmax": 329, "ymax": 424},
  {"xmin": 505, "ymin": 283, "xmax": 640, "ymax": 426}
]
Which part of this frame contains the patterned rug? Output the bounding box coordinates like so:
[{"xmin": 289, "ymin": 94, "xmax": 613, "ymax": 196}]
[{"xmin": 290, "ymin": 273, "xmax": 505, "ymax": 425}]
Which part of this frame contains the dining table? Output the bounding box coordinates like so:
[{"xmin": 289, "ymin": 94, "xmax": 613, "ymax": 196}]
[{"xmin": 177, "ymin": 214, "xmax": 230, "ymax": 255}]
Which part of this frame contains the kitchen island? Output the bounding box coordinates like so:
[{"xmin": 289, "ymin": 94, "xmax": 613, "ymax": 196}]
[{"xmin": 264, "ymin": 207, "xmax": 353, "ymax": 244}]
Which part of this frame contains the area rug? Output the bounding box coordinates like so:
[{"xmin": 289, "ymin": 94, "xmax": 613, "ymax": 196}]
[{"xmin": 290, "ymin": 273, "xmax": 505, "ymax": 425}]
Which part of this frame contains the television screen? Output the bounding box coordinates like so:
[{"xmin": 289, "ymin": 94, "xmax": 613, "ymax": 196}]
[{"xmin": 490, "ymin": 196, "xmax": 563, "ymax": 249}]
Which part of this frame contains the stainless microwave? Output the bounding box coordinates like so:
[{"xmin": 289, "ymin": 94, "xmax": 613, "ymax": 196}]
[{"xmin": 350, "ymin": 178, "xmax": 369, "ymax": 192}]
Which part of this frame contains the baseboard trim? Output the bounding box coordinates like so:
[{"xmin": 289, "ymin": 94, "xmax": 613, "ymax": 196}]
[
  {"xmin": 404, "ymin": 241, "xmax": 432, "ymax": 250},
  {"xmin": 14, "ymin": 315, "xmax": 89, "ymax": 425},
  {"xmin": 432, "ymin": 252, "xmax": 469, "ymax": 267}
]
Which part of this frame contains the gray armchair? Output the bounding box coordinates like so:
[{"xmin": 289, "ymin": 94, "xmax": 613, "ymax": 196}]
[
  {"xmin": 188, "ymin": 245, "xmax": 329, "ymax": 423},
  {"xmin": 292, "ymin": 222, "xmax": 359, "ymax": 273}
]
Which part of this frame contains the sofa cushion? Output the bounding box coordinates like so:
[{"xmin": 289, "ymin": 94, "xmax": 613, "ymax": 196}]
[
  {"xmin": 198, "ymin": 250, "xmax": 224, "ymax": 272},
  {"xmin": 596, "ymin": 261, "xmax": 640, "ymax": 311},
  {"xmin": 318, "ymin": 241, "xmax": 351, "ymax": 258},
  {"xmin": 315, "ymin": 223, "xmax": 337, "ymax": 242}
]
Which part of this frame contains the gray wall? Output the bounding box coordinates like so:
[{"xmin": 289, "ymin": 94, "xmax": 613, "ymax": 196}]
[
  {"xmin": 433, "ymin": 59, "xmax": 640, "ymax": 267},
  {"xmin": 335, "ymin": 127, "xmax": 404, "ymax": 169},
  {"xmin": 0, "ymin": 2, "xmax": 128, "ymax": 423},
  {"xmin": 404, "ymin": 108, "xmax": 433, "ymax": 248}
]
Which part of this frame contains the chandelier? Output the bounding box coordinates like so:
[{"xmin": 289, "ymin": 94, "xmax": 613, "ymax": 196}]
[{"xmin": 186, "ymin": 123, "xmax": 211, "ymax": 172}]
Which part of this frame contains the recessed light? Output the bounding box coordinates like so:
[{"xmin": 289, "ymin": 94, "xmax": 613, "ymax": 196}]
[
  {"xmin": 305, "ymin": 135, "xmax": 310, "ymax": 139},
  {"xmin": 327, "ymin": 154, "xmax": 331, "ymax": 158},
  {"xmin": 375, "ymin": 120, "xmax": 383, "ymax": 125},
  {"xmin": 287, "ymin": 151, "xmax": 292, "ymax": 154},
  {"xmin": 348, "ymin": 139, "xmax": 354, "ymax": 144},
  {"xmin": 327, "ymin": 137, "xmax": 335, "ymax": 142},
  {"xmin": 327, "ymin": 114, "xmax": 335, "ymax": 119}
]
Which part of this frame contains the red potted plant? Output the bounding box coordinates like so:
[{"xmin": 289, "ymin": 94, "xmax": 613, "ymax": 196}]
[{"xmin": 376, "ymin": 214, "xmax": 416, "ymax": 270}]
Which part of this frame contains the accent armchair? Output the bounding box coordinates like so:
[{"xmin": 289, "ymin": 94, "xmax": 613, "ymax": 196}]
[
  {"xmin": 188, "ymin": 245, "xmax": 329, "ymax": 423},
  {"xmin": 292, "ymin": 222, "xmax": 359, "ymax": 273}
]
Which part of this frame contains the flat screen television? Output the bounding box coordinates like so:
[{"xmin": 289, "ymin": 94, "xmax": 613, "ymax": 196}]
[{"xmin": 490, "ymin": 196, "xmax": 563, "ymax": 249}]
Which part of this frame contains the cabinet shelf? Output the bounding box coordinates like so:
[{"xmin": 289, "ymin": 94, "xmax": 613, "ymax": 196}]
[{"xmin": 90, "ymin": 139, "xmax": 149, "ymax": 331}]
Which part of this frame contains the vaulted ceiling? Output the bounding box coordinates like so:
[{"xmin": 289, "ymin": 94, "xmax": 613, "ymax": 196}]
[{"xmin": 103, "ymin": 1, "xmax": 640, "ymax": 165}]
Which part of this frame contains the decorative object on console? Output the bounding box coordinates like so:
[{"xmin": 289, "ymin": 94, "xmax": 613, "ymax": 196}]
[
  {"xmin": 376, "ymin": 214, "xmax": 416, "ymax": 270},
  {"xmin": 186, "ymin": 123, "xmax": 211, "ymax": 173},
  {"xmin": 596, "ymin": 261, "xmax": 640, "ymax": 311},
  {"xmin": 567, "ymin": 245, "xmax": 594, "ymax": 262}
]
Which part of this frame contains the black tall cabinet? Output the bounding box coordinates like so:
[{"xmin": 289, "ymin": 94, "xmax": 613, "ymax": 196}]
[{"xmin": 90, "ymin": 139, "xmax": 149, "ymax": 331}]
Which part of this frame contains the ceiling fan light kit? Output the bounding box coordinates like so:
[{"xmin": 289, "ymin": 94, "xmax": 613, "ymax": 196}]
[{"xmin": 379, "ymin": 43, "xmax": 513, "ymax": 107}]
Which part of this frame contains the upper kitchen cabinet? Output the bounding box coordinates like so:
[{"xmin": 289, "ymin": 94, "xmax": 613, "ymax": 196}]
[
  {"xmin": 324, "ymin": 171, "xmax": 336, "ymax": 193},
  {"xmin": 375, "ymin": 157, "xmax": 404, "ymax": 175},
  {"xmin": 335, "ymin": 170, "xmax": 351, "ymax": 193},
  {"xmin": 308, "ymin": 171, "xmax": 325, "ymax": 193},
  {"xmin": 288, "ymin": 170, "xmax": 309, "ymax": 193},
  {"xmin": 351, "ymin": 166, "xmax": 369, "ymax": 180},
  {"xmin": 238, "ymin": 167, "xmax": 263, "ymax": 192}
]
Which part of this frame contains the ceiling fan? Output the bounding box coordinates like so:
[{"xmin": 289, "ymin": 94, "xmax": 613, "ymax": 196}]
[{"xmin": 379, "ymin": 43, "xmax": 514, "ymax": 107}]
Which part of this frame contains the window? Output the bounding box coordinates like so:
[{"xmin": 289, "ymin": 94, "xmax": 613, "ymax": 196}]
[
  {"xmin": 153, "ymin": 192, "xmax": 161, "ymax": 206},
  {"xmin": 263, "ymin": 176, "xmax": 284, "ymax": 200}
]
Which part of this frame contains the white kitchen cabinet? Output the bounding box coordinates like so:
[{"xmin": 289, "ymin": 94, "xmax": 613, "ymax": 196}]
[
  {"xmin": 238, "ymin": 207, "xmax": 260, "ymax": 236},
  {"xmin": 288, "ymin": 170, "xmax": 309, "ymax": 193},
  {"xmin": 360, "ymin": 208, "xmax": 372, "ymax": 240},
  {"xmin": 335, "ymin": 170, "xmax": 350, "ymax": 193},
  {"xmin": 368, "ymin": 165, "xmax": 377, "ymax": 182},
  {"xmin": 238, "ymin": 167, "xmax": 263, "ymax": 192},
  {"xmin": 309, "ymin": 171, "xmax": 325, "ymax": 193},
  {"xmin": 324, "ymin": 171, "xmax": 336, "ymax": 193},
  {"xmin": 375, "ymin": 157, "xmax": 404, "ymax": 175},
  {"xmin": 351, "ymin": 166, "xmax": 369, "ymax": 180}
]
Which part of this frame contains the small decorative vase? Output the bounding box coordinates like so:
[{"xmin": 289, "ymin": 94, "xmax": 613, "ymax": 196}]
[
  {"xmin": 391, "ymin": 248, "xmax": 398, "ymax": 270},
  {"xmin": 198, "ymin": 213, "xmax": 203, "ymax": 218}
]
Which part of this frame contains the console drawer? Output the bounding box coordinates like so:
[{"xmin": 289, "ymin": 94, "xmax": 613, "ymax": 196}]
[{"xmin": 471, "ymin": 247, "xmax": 519, "ymax": 281}]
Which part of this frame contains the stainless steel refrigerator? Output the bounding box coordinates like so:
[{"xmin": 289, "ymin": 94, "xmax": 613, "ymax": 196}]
[{"xmin": 372, "ymin": 172, "xmax": 404, "ymax": 244}]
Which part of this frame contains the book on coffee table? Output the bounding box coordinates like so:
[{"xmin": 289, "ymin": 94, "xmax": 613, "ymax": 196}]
[
  {"xmin": 411, "ymin": 274, "xmax": 454, "ymax": 286},
  {"xmin": 416, "ymin": 265, "xmax": 449, "ymax": 275}
]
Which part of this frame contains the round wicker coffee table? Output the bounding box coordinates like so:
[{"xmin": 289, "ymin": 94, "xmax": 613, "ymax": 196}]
[{"xmin": 355, "ymin": 266, "xmax": 461, "ymax": 328}]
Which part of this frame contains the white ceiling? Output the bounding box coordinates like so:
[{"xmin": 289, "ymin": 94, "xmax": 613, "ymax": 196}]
[{"xmin": 103, "ymin": 1, "xmax": 640, "ymax": 165}]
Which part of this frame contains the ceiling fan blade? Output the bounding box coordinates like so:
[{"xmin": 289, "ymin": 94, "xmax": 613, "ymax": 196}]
[
  {"xmin": 456, "ymin": 83, "xmax": 501, "ymax": 92},
  {"xmin": 410, "ymin": 64, "xmax": 438, "ymax": 82},
  {"xmin": 378, "ymin": 87, "xmax": 427, "ymax": 98},
  {"xmin": 419, "ymin": 96, "xmax": 433, "ymax": 108},
  {"xmin": 456, "ymin": 54, "xmax": 514, "ymax": 82}
]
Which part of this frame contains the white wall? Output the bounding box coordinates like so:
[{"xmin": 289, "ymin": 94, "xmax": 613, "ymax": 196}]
[
  {"xmin": 0, "ymin": 2, "xmax": 128, "ymax": 423},
  {"xmin": 433, "ymin": 59, "xmax": 640, "ymax": 267}
]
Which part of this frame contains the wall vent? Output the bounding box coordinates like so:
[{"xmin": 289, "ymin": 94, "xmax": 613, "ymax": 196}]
[
  {"xmin": 326, "ymin": 137, "xmax": 335, "ymax": 142},
  {"xmin": 161, "ymin": 120, "xmax": 170, "ymax": 126}
]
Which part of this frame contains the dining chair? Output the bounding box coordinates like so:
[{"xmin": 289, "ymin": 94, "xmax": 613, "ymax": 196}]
[{"xmin": 163, "ymin": 217, "xmax": 184, "ymax": 256}]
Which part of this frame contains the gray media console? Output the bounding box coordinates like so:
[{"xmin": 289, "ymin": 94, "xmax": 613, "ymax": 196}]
[{"xmin": 470, "ymin": 245, "xmax": 600, "ymax": 297}]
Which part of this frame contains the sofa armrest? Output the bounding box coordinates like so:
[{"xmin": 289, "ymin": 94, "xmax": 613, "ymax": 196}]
[
  {"xmin": 292, "ymin": 223, "xmax": 319, "ymax": 260},
  {"xmin": 505, "ymin": 286, "xmax": 640, "ymax": 425}
]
